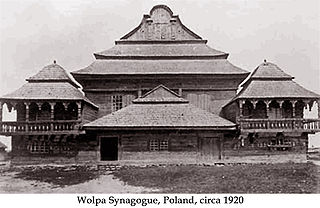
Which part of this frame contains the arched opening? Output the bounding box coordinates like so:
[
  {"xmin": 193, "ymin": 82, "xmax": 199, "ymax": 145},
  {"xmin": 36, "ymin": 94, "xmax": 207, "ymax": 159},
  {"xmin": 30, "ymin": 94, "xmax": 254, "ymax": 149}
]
[
  {"xmin": 29, "ymin": 103, "xmax": 39, "ymax": 121},
  {"xmin": 268, "ymin": 100, "xmax": 281, "ymax": 119},
  {"xmin": 38, "ymin": 102, "xmax": 51, "ymax": 121},
  {"xmin": 253, "ymin": 101, "xmax": 267, "ymax": 118},
  {"xmin": 15, "ymin": 102, "xmax": 26, "ymax": 121},
  {"xmin": 66, "ymin": 102, "xmax": 78, "ymax": 120},
  {"xmin": 295, "ymin": 100, "xmax": 305, "ymax": 118},
  {"xmin": 282, "ymin": 100, "xmax": 293, "ymax": 118},
  {"xmin": 243, "ymin": 100, "xmax": 254, "ymax": 118},
  {"xmin": 54, "ymin": 102, "xmax": 65, "ymax": 120}
]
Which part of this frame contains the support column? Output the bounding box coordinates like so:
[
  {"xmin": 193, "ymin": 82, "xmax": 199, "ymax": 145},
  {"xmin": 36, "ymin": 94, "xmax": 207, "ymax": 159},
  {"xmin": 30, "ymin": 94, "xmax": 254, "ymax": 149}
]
[
  {"xmin": 76, "ymin": 102, "xmax": 82, "ymax": 120},
  {"xmin": 137, "ymin": 89, "xmax": 142, "ymax": 98},
  {"xmin": 252, "ymin": 100, "xmax": 257, "ymax": 109},
  {"xmin": 24, "ymin": 102, "xmax": 30, "ymax": 122},
  {"xmin": 178, "ymin": 88, "xmax": 182, "ymax": 97},
  {"xmin": 24, "ymin": 102, "xmax": 30, "ymax": 132},
  {"xmin": 49, "ymin": 103, "xmax": 55, "ymax": 120},
  {"xmin": 0, "ymin": 101, "xmax": 2, "ymax": 121},
  {"xmin": 239, "ymin": 100, "xmax": 244, "ymax": 118},
  {"xmin": 265, "ymin": 100, "xmax": 271, "ymax": 118},
  {"xmin": 317, "ymin": 100, "xmax": 320, "ymax": 119},
  {"xmin": 290, "ymin": 100, "xmax": 297, "ymax": 118}
]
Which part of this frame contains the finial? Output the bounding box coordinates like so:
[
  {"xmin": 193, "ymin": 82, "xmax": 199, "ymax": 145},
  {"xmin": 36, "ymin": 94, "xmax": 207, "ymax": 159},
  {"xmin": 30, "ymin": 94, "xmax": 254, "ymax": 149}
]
[
  {"xmin": 53, "ymin": 60, "xmax": 56, "ymax": 64},
  {"xmin": 263, "ymin": 59, "xmax": 268, "ymax": 65},
  {"xmin": 264, "ymin": 59, "xmax": 266, "ymax": 63}
]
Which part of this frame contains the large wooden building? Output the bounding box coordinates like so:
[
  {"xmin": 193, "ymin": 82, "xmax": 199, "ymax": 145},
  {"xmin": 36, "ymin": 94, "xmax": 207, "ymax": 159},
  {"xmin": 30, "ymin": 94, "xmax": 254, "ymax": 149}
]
[{"xmin": 0, "ymin": 5, "xmax": 319, "ymax": 163}]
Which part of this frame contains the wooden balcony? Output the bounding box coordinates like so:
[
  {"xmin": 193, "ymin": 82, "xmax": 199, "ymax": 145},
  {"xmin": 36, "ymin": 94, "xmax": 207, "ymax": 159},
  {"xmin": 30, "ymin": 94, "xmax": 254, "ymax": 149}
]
[
  {"xmin": 0, "ymin": 120, "xmax": 82, "ymax": 136},
  {"xmin": 239, "ymin": 118, "xmax": 320, "ymax": 133}
]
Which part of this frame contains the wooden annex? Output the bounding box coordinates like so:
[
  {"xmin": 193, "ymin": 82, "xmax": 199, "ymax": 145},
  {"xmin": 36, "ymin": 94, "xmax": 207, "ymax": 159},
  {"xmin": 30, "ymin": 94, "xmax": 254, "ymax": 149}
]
[{"xmin": 0, "ymin": 5, "xmax": 319, "ymax": 163}]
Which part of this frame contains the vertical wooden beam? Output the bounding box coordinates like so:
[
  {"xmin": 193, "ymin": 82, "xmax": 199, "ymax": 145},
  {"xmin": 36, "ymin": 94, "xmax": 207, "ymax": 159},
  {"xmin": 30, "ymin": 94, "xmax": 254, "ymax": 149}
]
[
  {"xmin": 239, "ymin": 100, "xmax": 244, "ymax": 118},
  {"xmin": 290, "ymin": 100, "xmax": 297, "ymax": 118},
  {"xmin": 24, "ymin": 102, "xmax": 30, "ymax": 122},
  {"xmin": 317, "ymin": 100, "xmax": 320, "ymax": 119},
  {"xmin": 265, "ymin": 100, "xmax": 271, "ymax": 118},
  {"xmin": 178, "ymin": 88, "xmax": 182, "ymax": 97},
  {"xmin": 49, "ymin": 103, "xmax": 55, "ymax": 120},
  {"xmin": 77, "ymin": 102, "xmax": 82, "ymax": 120},
  {"xmin": 0, "ymin": 101, "xmax": 2, "ymax": 121}
]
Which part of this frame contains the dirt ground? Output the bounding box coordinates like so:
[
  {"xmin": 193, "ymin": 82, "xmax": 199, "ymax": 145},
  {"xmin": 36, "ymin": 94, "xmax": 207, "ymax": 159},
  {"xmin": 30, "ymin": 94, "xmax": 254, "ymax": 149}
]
[
  {"xmin": 0, "ymin": 160, "xmax": 319, "ymax": 194},
  {"xmin": 0, "ymin": 163, "xmax": 156, "ymax": 193}
]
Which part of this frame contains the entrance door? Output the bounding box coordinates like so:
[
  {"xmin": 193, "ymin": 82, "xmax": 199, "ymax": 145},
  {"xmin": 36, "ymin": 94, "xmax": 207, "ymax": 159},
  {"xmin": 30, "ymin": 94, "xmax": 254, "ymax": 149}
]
[
  {"xmin": 100, "ymin": 137, "xmax": 118, "ymax": 161},
  {"xmin": 200, "ymin": 137, "xmax": 221, "ymax": 158}
]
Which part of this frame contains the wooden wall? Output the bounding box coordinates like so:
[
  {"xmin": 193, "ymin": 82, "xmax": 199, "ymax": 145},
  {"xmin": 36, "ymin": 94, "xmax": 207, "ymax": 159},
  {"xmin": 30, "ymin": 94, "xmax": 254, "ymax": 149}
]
[{"xmin": 82, "ymin": 76, "xmax": 243, "ymax": 118}]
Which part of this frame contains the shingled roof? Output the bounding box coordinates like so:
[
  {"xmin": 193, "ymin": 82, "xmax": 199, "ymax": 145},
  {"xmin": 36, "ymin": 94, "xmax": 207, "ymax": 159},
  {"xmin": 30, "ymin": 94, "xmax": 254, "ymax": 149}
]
[
  {"xmin": 1, "ymin": 62, "xmax": 98, "ymax": 108},
  {"xmin": 27, "ymin": 61, "xmax": 80, "ymax": 88},
  {"xmin": 84, "ymin": 85, "xmax": 236, "ymax": 130},
  {"xmin": 232, "ymin": 61, "xmax": 320, "ymax": 100},
  {"xmin": 72, "ymin": 5, "xmax": 248, "ymax": 77},
  {"xmin": 73, "ymin": 59, "xmax": 248, "ymax": 75}
]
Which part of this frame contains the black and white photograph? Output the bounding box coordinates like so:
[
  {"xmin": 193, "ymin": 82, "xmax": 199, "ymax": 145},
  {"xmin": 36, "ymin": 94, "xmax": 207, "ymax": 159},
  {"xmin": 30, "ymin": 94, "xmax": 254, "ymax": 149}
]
[{"xmin": 0, "ymin": 0, "xmax": 319, "ymax": 206}]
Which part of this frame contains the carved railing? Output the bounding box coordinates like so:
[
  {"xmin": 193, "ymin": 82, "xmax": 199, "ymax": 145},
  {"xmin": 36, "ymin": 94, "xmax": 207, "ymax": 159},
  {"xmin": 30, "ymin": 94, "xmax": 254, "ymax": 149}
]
[
  {"xmin": 239, "ymin": 118, "xmax": 320, "ymax": 132},
  {"xmin": 0, "ymin": 120, "xmax": 81, "ymax": 135}
]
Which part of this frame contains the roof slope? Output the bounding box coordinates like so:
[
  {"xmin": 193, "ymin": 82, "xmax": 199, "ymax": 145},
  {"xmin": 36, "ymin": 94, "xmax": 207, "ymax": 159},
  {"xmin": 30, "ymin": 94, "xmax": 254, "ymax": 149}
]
[
  {"xmin": 27, "ymin": 62, "xmax": 80, "ymax": 88},
  {"xmin": 94, "ymin": 43, "xmax": 227, "ymax": 59},
  {"xmin": 85, "ymin": 85, "xmax": 235, "ymax": 129},
  {"xmin": 1, "ymin": 62, "xmax": 98, "ymax": 108},
  {"xmin": 72, "ymin": 59, "xmax": 249, "ymax": 75},
  {"xmin": 250, "ymin": 61, "xmax": 293, "ymax": 80},
  {"xmin": 233, "ymin": 61, "xmax": 319, "ymax": 100}
]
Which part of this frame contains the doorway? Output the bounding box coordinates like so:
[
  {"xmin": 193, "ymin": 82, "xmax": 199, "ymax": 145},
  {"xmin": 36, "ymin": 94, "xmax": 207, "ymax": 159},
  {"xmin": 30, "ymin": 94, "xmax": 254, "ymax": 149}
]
[
  {"xmin": 100, "ymin": 137, "xmax": 118, "ymax": 161},
  {"xmin": 200, "ymin": 137, "xmax": 221, "ymax": 159}
]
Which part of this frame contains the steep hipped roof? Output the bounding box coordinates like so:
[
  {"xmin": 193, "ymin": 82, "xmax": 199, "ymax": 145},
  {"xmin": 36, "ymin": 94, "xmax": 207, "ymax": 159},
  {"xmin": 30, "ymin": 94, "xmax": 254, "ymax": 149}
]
[
  {"xmin": 232, "ymin": 61, "xmax": 319, "ymax": 100},
  {"xmin": 1, "ymin": 62, "xmax": 98, "ymax": 108},
  {"xmin": 250, "ymin": 61, "xmax": 293, "ymax": 80},
  {"xmin": 72, "ymin": 59, "xmax": 248, "ymax": 75},
  {"xmin": 85, "ymin": 85, "xmax": 235, "ymax": 130},
  {"xmin": 27, "ymin": 62, "xmax": 80, "ymax": 88}
]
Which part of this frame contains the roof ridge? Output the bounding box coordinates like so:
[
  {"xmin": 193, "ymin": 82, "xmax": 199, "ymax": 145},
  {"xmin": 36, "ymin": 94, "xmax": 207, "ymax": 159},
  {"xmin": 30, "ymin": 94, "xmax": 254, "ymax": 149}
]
[{"xmin": 27, "ymin": 62, "xmax": 81, "ymax": 88}]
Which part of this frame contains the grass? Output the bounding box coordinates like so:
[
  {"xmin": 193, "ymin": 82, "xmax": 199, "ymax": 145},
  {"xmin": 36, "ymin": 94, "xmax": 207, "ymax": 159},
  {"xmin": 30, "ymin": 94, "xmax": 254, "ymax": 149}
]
[
  {"xmin": 113, "ymin": 162, "xmax": 318, "ymax": 193},
  {"xmin": 12, "ymin": 165, "xmax": 102, "ymax": 187}
]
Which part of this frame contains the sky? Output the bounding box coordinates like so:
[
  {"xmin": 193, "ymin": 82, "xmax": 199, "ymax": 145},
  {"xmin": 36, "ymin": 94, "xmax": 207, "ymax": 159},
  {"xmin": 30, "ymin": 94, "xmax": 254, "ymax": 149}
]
[{"xmin": 0, "ymin": 0, "xmax": 319, "ymax": 147}]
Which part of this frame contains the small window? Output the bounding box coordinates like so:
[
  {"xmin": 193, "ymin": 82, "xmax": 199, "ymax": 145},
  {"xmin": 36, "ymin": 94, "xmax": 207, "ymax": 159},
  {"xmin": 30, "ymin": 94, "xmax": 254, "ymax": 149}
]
[
  {"xmin": 159, "ymin": 140, "xmax": 169, "ymax": 150},
  {"xmin": 149, "ymin": 139, "xmax": 169, "ymax": 151},
  {"xmin": 111, "ymin": 95, "xmax": 123, "ymax": 112},
  {"xmin": 150, "ymin": 140, "xmax": 159, "ymax": 151}
]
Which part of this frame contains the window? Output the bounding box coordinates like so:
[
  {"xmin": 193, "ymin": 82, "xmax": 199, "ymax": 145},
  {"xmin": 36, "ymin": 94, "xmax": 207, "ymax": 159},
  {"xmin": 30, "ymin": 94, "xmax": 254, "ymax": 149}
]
[
  {"xmin": 150, "ymin": 140, "xmax": 159, "ymax": 151},
  {"xmin": 111, "ymin": 95, "xmax": 123, "ymax": 112},
  {"xmin": 149, "ymin": 139, "xmax": 169, "ymax": 151},
  {"xmin": 28, "ymin": 141, "xmax": 49, "ymax": 153}
]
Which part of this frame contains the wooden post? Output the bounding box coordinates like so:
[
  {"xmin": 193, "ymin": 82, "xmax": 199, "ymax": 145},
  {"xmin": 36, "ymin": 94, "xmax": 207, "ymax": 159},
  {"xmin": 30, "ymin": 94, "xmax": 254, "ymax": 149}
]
[
  {"xmin": 239, "ymin": 100, "xmax": 244, "ymax": 118},
  {"xmin": 317, "ymin": 100, "xmax": 320, "ymax": 119},
  {"xmin": 0, "ymin": 101, "xmax": 2, "ymax": 121},
  {"xmin": 178, "ymin": 88, "xmax": 182, "ymax": 97},
  {"xmin": 49, "ymin": 103, "xmax": 55, "ymax": 120},
  {"xmin": 24, "ymin": 102, "xmax": 30, "ymax": 132},
  {"xmin": 265, "ymin": 100, "xmax": 271, "ymax": 118},
  {"xmin": 77, "ymin": 102, "xmax": 82, "ymax": 120},
  {"xmin": 291, "ymin": 101, "xmax": 296, "ymax": 118},
  {"xmin": 138, "ymin": 89, "xmax": 142, "ymax": 98}
]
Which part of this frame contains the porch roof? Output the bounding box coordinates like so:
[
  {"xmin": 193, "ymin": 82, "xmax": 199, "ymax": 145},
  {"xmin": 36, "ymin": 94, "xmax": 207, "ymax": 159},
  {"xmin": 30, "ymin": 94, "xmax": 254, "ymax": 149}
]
[
  {"xmin": 236, "ymin": 80, "xmax": 320, "ymax": 99},
  {"xmin": 0, "ymin": 79, "xmax": 98, "ymax": 108}
]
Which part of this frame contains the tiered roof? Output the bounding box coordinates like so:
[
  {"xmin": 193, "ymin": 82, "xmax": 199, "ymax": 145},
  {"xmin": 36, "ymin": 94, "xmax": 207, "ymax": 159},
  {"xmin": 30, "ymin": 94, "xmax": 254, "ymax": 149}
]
[
  {"xmin": 1, "ymin": 62, "xmax": 97, "ymax": 108},
  {"xmin": 234, "ymin": 61, "xmax": 319, "ymax": 100},
  {"xmin": 84, "ymin": 85, "xmax": 236, "ymax": 130},
  {"xmin": 72, "ymin": 5, "xmax": 248, "ymax": 77}
]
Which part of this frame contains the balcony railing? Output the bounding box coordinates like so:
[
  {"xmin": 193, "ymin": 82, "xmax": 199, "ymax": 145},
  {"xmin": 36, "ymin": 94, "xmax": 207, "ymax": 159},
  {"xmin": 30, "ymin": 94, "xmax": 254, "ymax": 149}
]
[
  {"xmin": 239, "ymin": 118, "xmax": 320, "ymax": 132},
  {"xmin": 0, "ymin": 120, "xmax": 81, "ymax": 135}
]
